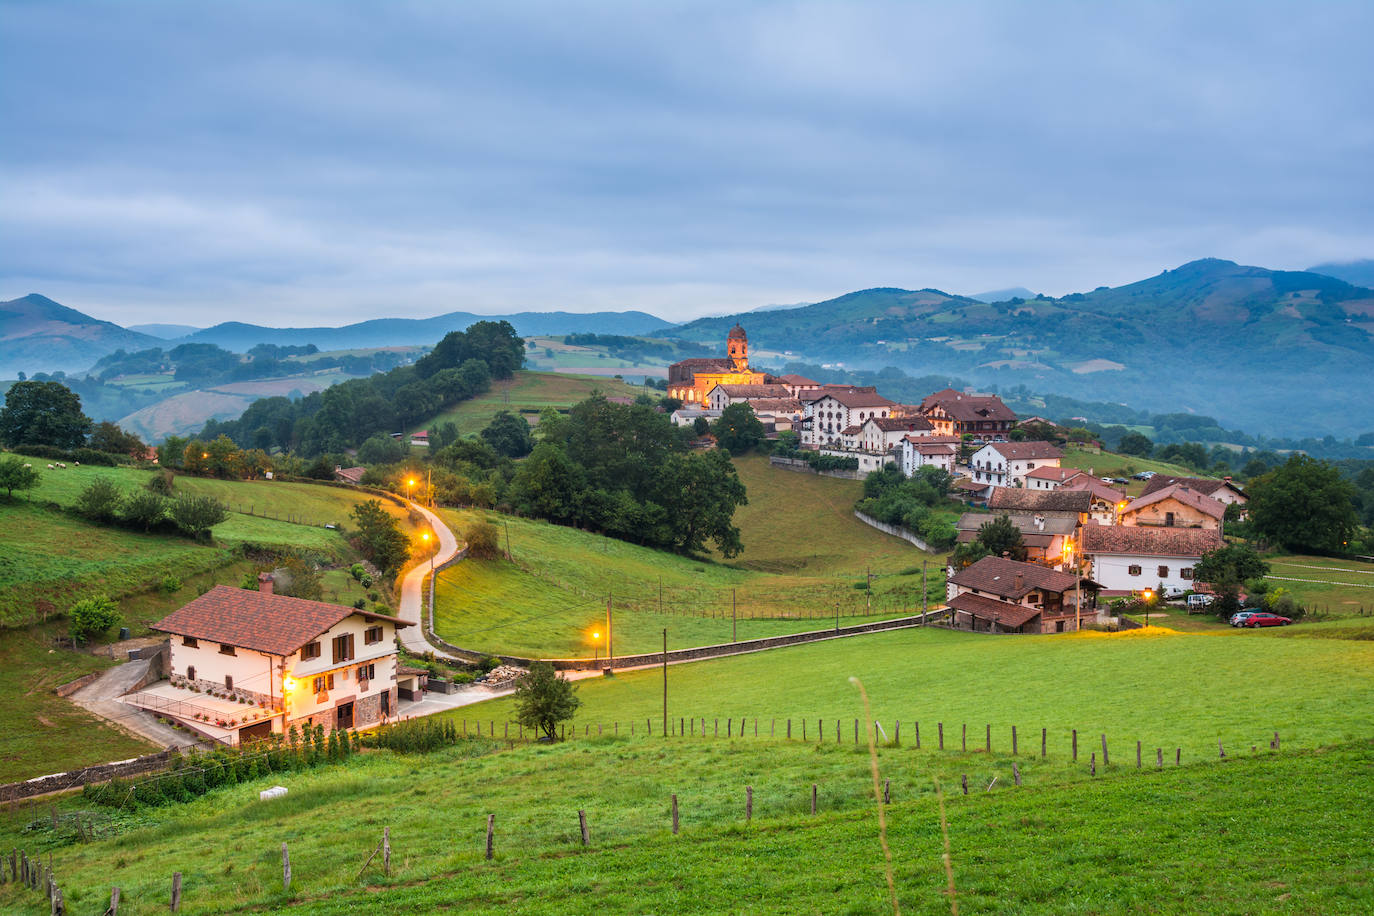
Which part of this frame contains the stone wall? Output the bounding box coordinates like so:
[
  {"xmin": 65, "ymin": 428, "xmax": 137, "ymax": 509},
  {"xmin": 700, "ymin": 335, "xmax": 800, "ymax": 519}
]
[
  {"xmin": 0, "ymin": 750, "xmax": 175, "ymax": 802},
  {"xmin": 853, "ymin": 510, "xmax": 934, "ymax": 551}
]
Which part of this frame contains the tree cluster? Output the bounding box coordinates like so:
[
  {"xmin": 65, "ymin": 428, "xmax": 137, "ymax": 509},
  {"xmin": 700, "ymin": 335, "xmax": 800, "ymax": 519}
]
[
  {"xmin": 199, "ymin": 321, "xmax": 523, "ymax": 457},
  {"xmin": 74, "ymin": 477, "xmax": 230, "ymax": 538},
  {"xmin": 349, "ymin": 500, "xmax": 411, "ymax": 575},
  {"xmin": 855, "ymin": 465, "xmax": 958, "ymax": 550},
  {"xmin": 506, "ymin": 395, "xmax": 748, "ymax": 557}
]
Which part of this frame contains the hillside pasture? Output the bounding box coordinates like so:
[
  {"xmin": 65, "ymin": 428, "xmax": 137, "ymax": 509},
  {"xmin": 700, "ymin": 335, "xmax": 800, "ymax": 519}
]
[
  {"xmin": 0, "ymin": 731, "xmax": 1368, "ymax": 914},
  {"xmin": 1264, "ymin": 554, "xmax": 1374, "ymax": 616},
  {"xmin": 463, "ymin": 625, "xmax": 1374, "ymax": 759},
  {"xmin": 413, "ymin": 370, "xmax": 645, "ymax": 435}
]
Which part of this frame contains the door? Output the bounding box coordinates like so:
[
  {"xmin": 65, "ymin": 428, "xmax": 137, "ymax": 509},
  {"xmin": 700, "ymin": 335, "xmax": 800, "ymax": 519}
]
[
  {"xmin": 239, "ymin": 720, "xmax": 273, "ymax": 744},
  {"xmin": 380, "ymin": 690, "xmax": 391, "ymax": 717},
  {"xmin": 336, "ymin": 701, "xmax": 354, "ymax": 730}
]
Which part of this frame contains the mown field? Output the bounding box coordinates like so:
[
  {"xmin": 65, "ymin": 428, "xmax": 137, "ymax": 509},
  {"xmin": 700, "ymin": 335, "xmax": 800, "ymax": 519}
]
[
  {"xmin": 1057, "ymin": 447, "xmax": 1197, "ymax": 497},
  {"xmin": 1263, "ymin": 554, "xmax": 1374, "ymax": 616},
  {"xmin": 0, "ymin": 625, "xmax": 156, "ymax": 784},
  {"xmin": 1, "ymin": 730, "xmax": 1368, "ymax": 915},
  {"xmin": 413, "ymin": 370, "xmax": 644, "ymax": 436},
  {"xmin": 432, "ymin": 457, "xmax": 938, "ymax": 657},
  {"xmin": 462, "ymin": 625, "xmax": 1374, "ymax": 759}
]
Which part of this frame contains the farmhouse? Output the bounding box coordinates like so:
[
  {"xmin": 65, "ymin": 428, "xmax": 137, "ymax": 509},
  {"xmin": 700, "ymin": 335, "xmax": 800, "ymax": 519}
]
[
  {"xmin": 666, "ymin": 325, "xmax": 772, "ymax": 404},
  {"xmin": 987, "ymin": 486, "xmax": 1090, "ymax": 522},
  {"xmin": 946, "ymin": 556, "xmax": 1100, "ymax": 634},
  {"xmin": 1058, "ymin": 476, "xmax": 1128, "ymax": 525},
  {"xmin": 1078, "ymin": 524, "xmax": 1223, "ymax": 596},
  {"xmin": 900, "ymin": 435, "xmax": 959, "ymax": 476},
  {"xmin": 704, "ymin": 383, "xmax": 794, "ymax": 410},
  {"xmin": 968, "ymin": 441, "xmax": 1064, "ymax": 489},
  {"xmin": 1119, "ymin": 484, "xmax": 1225, "ymax": 530},
  {"xmin": 919, "ymin": 389, "xmax": 1017, "ymax": 438},
  {"xmin": 1140, "ymin": 475, "xmax": 1248, "ymax": 507},
  {"xmin": 140, "ymin": 576, "xmax": 410, "ymax": 745},
  {"xmin": 1024, "ymin": 466, "xmax": 1089, "ymax": 491}
]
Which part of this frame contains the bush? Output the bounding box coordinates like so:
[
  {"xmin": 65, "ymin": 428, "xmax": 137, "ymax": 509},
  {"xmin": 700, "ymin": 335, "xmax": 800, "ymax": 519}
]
[
  {"xmin": 466, "ymin": 518, "xmax": 502, "ymax": 559},
  {"xmin": 160, "ymin": 573, "xmax": 183, "ymax": 594},
  {"xmin": 69, "ymin": 594, "xmax": 121, "ymax": 643},
  {"xmin": 75, "ymin": 478, "xmax": 123, "ymax": 521}
]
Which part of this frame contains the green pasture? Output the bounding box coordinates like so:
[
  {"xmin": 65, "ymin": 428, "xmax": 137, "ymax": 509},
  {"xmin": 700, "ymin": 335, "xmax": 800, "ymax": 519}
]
[
  {"xmin": 1, "ymin": 730, "xmax": 1368, "ymax": 914},
  {"xmin": 1057, "ymin": 447, "xmax": 1197, "ymax": 496},
  {"xmin": 432, "ymin": 503, "xmax": 938, "ymax": 657},
  {"xmin": 413, "ymin": 370, "xmax": 644, "ymax": 435},
  {"xmin": 0, "ymin": 626, "xmax": 157, "ymax": 784},
  {"xmin": 1264, "ymin": 554, "xmax": 1374, "ymax": 616},
  {"xmin": 463, "ymin": 625, "xmax": 1374, "ymax": 759}
]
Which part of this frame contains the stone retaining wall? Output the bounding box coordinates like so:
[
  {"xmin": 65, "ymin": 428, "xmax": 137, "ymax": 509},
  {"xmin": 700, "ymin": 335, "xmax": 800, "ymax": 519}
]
[
  {"xmin": 853, "ymin": 510, "xmax": 934, "ymax": 551},
  {"xmin": 53, "ymin": 673, "xmax": 100, "ymax": 698},
  {"xmin": 0, "ymin": 750, "xmax": 175, "ymax": 803}
]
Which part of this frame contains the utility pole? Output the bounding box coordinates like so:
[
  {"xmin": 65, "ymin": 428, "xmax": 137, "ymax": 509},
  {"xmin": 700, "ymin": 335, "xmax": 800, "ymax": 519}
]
[
  {"xmin": 835, "ymin": 602, "xmax": 839, "ymax": 634},
  {"xmin": 1075, "ymin": 536, "xmax": 1082, "ymax": 632},
  {"xmin": 662, "ymin": 628, "xmax": 668, "ymax": 737},
  {"xmin": 732, "ymin": 588, "xmax": 737, "ymax": 643},
  {"xmin": 866, "ymin": 565, "xmax": 871, "ymax": 612},
  {"xmin": 659, "ymin": 576, "xmax": 662, "ymax": 614},
  {"xmin": 606, "ymin": 591, "xmax": 614, "ymax": 666},
  {"xmin": 922, "ymin": 560, "xmax": 928, "ymax": 618},
  {"xmin": 504, "ymin": 520, "xmax": 511, "ymax": 561}
]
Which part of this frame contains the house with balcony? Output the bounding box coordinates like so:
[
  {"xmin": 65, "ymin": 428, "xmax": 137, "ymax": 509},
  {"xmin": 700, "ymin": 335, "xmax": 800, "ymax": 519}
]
[
  {"xmin": 968, "ymin": 442, "xmax": 1065, "ymax": 489},
  {"xmin": 799, "ymin": 386, "xmax": 897, "ymax": 448},
  {"xmin": 900, "ymin": 435, "xmax": 960, "ymax": 477},
  {"xmin": 954, "ymin": 512, "xmax": 1079, "ymax": 566},
  {"xmin": 137, "ymin": 575, "xmax": 410, "ymax": 745},
  {"xmin": 919, "ymin": 389, "xmax": 1017, "ymax": 438},
  {"xmin": 1119, "ymin": 484, "xmax": 1225, "ymax": 530}
]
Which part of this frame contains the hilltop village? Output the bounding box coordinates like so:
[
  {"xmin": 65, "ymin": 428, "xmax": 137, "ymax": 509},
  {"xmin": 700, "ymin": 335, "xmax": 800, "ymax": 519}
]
[{"xmin": 666, "ymin": 326, "xmax": 1245, "ymax": 634}]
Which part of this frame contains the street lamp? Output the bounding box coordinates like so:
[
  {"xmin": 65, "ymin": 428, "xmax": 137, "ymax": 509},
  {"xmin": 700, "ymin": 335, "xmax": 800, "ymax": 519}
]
[
  {"xmin": 422, "ymin": 531, "xmax": 434, "ymax": 573},
  {"xmin": 406, "ymin": 476, "xmax": 417, "ymax": 503},
  {"xmin": 591, "ymin": 629, "xmax": 601, "ymax": 663},
  {"xmin": 1142, "ymin": 588, "xmax": 1153, "ymax": 628}
]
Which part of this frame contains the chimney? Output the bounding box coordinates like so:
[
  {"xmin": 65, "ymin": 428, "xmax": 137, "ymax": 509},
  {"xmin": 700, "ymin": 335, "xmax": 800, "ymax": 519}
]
[
  {"xmin": 1015, "ymin": 573, "xmax": 1024, "ymax": 593},
  {"xmin": 257, "ymin": 572, "xmax": 274, "ymax": 595}
]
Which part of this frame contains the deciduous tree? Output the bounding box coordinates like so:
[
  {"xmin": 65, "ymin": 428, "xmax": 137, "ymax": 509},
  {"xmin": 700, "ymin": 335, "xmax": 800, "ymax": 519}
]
[
  {"xmin": 0, "ymin": 454, "xmax": 40, "ymax": 498},
  {"xmin": 1247, "ymin": 455, "xmax": 1358, "ymax": 553},
  {"xmin": 513, "ymin": 661, "xmax": 581, "ymax": 741},
  {"xmin": 0, "ymin": 381, "xmax": 92, "ymax": 449}
]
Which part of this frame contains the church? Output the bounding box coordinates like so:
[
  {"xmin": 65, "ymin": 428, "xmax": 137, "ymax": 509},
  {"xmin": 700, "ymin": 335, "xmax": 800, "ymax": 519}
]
[{"xmin": 667, "ymin": 324, "xmax": 774, "ymax": 404}]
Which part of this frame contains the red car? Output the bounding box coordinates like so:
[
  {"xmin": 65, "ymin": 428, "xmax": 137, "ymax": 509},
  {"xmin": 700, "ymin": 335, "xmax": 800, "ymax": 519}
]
[{"xmin": 1244, "ymin": 613, "xmax": 1292, "ymax": 628}]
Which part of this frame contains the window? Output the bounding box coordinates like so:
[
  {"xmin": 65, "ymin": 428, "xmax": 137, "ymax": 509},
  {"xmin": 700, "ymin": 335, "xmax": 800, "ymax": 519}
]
[
  {"xmin": 187, "ymin": 665, "xmax": 196, "ymax": 681},
  {"xmin": 301, "ymin": 641, "xmax": 321, "ymax": 661},
  {"xmin": 224, "ymin": 675, "xmax": 233, "ymax": 690},
  {"xmin": 1165, "ymin": 511, "xmax": 1176, "ymax": 527},
  {"xmin": 332, "ymin": 633, "xmax": 355, "ymax": 664},
  {"xmin": 364, "ymin": 626, "xmax": 384, "ymax": 645},
  {"xmin": 1181, "ymin": 568, "xmax": 1194, "ymax": 580},
  {"xmin": 1128, "ymin": 565, "xmax": 1142, "ymax": 576},
  {"xmin": 312, "ymin": 674, "xmax": 335, "ymax": 694},
  {"xmin": 219, "ymin": 643, "xmax": 236, "ymax": 656},
  {"xmin": 358, "ymin": 663, "xmax": 376, "ymax": 681},
  {"xmin": 1158, "ymin": 565, "xmax": 1170, "ymax": 578},
  {"xmin": 182, "ymin": 636, "xmax": 198, "ymax": 648}
]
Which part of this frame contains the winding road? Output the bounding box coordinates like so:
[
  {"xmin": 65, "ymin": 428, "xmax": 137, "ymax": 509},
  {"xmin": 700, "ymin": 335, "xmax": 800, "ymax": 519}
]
[{"xmin": 396, "ymin": 500, "xmax": 464, "ymax": 656}]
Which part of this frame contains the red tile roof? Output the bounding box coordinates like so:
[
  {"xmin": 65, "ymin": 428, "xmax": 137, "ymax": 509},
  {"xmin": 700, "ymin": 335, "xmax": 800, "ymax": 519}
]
[
  {"xmin": 948, "ymin": 556, "xmax": 1085, "ymax": 598},
  {"xmin": 1059, "ymin": 477, "xmax": 1128, "ymax": 503},
  {"xmin": 151, "ymin": 586, "xmax": 410, "ymax": 657},
  {"xmin": 921, "ymin": 390, "xmax": 1017, "ymax": 423},
  {"xmin": 868, "ymin": 416, "xmax": 934, "ymax": 433},
  {"xmin": 988, "ymin": 488, "xmax": 1090, "ymax": 513},
  {"xmin": 777, "ymin": 374, "xmax": 819, "ymax": 386},
  {"xmin": 982, "ymin": 442, "xmax": 1064, "ymax": 460},
  {"xmin": 1123, "ymin": 485, "xmax": 1226, "ymax": 520},
  {"xmin": 947, "ymin": 592, "xmax": 1042, "ymax": 628},
  {"xmin": 812, "ymin": 387, "xmax": 897, "ymax": 409},
  {"xmin": 1079, "ymin": 525, "xmax": 1223, "ymax": 557},
  {"xmin": 711, "ymin": 384, "xmax": 793, "ymax": 399},
  {"xmin": 1024, "ymin": 466, "xmax": 1086, "ymax": 483}
]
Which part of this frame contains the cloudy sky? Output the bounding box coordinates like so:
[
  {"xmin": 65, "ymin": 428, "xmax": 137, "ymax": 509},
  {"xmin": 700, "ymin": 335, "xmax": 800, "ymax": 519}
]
[{"xmin": 2, "ymin": 1, "xmax": 1372, "ymax": 327}]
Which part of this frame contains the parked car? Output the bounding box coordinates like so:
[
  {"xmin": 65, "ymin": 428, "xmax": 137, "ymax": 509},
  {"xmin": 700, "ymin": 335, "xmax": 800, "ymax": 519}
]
[
  {"xmin": 1187, "ymin": 593, "xmax": 1215, "ymax": 610},
  {"xmin": 1162, "ymin": 585, "xmax": 1189, "ymax": 599},
  {"xmin": 1135, "ymin": 470, "xmax": 1156, "ymax": 479},
  {"xmin": 1244, "ymin": 613, "xmax": 1292, "ymax": 627},
  {"xmin": 1111, "ymin": 477, "xmax": 1130, "ymax": 485},
  {"xmin": 1229, "ymin": 610, "xmax": 1259, "ymax": 626}
]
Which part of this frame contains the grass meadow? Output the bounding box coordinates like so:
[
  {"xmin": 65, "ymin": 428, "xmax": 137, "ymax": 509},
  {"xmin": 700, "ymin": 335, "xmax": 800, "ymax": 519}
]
[
  {"xmin": 413, "ymin": 370, "xmax": 644, "ymax": 436},
  {"xmin": 431, "ymin": 457, "xmax": 941, "ymax": 657},
  {"xmin": 0, "ymin": 730, "xmax": 1368, "ymax": 914},
  {"xmin": 459, "ymin": 625, "xmax": 1374, "ymax": 759}
]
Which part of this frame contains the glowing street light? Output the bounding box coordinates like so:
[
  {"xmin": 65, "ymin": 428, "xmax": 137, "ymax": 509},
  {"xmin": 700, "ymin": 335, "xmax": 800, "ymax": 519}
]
[
  {"xmin": 422, "ymin": 530, "xmax": 435, "ymax": 572},
  {"xmin": 406, "ymin": 476, "xmax": 418, "ymax": 503},
  {"xmin": 1142, "ymin": 588, "xmax": 1154, "ymax": 628},
  {"xmin": 590, "ymin": 628, "xmax": 603, "ymax": 662}
]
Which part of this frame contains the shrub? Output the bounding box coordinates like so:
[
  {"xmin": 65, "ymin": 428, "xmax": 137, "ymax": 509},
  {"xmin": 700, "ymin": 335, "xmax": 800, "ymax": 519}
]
[
  {"xmin": 75, "ymin": 478, "xmax": 123, "ymax": 521},
  {"xmin": 69, "ymin": 594, "xmax": 121, "ymax": 643},
  {"xmin": 160, "ymin": 573, "xmax": 183, "ymax": 594},
  {"xmin": 466, "ymin": 518, "xmax": 502, "ymax": 559}
]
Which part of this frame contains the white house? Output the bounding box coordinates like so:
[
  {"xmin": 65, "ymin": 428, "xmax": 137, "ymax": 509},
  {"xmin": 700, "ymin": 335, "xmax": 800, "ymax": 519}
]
[
  {"xmin": 800, "ymin": 386, "xmax": 897, "ymax": 448},
  {"xmin": 704, "ymin": 383, "xmax": 794, "ymax": 411},
  {"xmin": 143, "ymin": 576, "xmax": 410, "ymax": 744},
  {"xmin": 860, "ymin": 416, "xmax": 935, "ymax": 454},
  {"xmin": 1078, "ymin": 525, "xmax": 1223, "ymax": 596},
  {"xmin": 900, "ymin": 435, "xmax": 959, "ymax": 476},
  {"xmin": 968, "ymin": 442, "xmax": 1065, "ymax": 489}
]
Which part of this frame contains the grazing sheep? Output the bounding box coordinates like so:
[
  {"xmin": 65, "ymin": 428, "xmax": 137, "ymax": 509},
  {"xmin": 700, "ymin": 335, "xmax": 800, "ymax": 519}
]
[
  {"xmin": 47, "ymin": 464, "xmax": 55, "ymax": 469},
  {"xmin": 22, "ymin": 463, "xmax": 31, "ymax": 468}
]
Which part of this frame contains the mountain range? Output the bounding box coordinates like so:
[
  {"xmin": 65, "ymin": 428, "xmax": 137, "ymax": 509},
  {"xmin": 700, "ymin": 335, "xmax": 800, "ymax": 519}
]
[
  {"xmin": 0, "ymin": 299, "xmax": 673, "ymax": 378},
  {"xmin": 670, "ymin": 258, "xmax": 1374, "ymax": 438},
  {"xmin": 3, "ymin": 257, "xmax": 1372, "ymax": 438}
]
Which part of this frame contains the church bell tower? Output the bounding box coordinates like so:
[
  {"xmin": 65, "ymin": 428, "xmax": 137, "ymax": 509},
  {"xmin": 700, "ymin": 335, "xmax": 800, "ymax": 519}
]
[{"xmin": 727, "ymin": 324, "xmax": 749, "ymax": 372}]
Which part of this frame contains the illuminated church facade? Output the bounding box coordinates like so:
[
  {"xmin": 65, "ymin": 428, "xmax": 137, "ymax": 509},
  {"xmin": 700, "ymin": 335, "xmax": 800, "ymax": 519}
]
[{"xmin": 666, "ymin": 324, "xmax": 774, "ymax": 404}]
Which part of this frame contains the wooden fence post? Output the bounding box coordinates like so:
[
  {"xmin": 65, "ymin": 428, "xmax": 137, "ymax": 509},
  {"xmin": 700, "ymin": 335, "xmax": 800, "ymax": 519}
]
[
  {"xmin": 282, "ymin": 842, "xmax": 291, "ymax": 893},
  {"xmin": 1218, "ymin": 740, "xmax": 1225, "ymax": 759},
  {"xmin": 1101, "ymin": 734, "xmax": 1109, "ymax": 767},
  {"xmin": 1072, "ymin": 729, "xmax": 1078, "ymax": 761},
  {"xmin": 895, "ymin": 720, "xmax": 901, "ymax": 745},
  {"xmin": 811, "ymin": 784, "xmax": 817, "ymax": 814},
  {"xmin": 1157, "ymin": 747, "xmax": 1163, "ymax": 768},
  {"xmin": 962, "ymin": 724, "xmax": 967, "ymax": 751},
  {"xmin": 486, "ymin": 814, "xmax": 495, "ymax": 860},
  {"xmin": 883, "ymin": 779, "xmax": 890, "ymax": 804},
  {"xmin": 109, "ymin": 887, "xmax": 121, "ymax": 915},
  {"xmin": 671, "ymin": 795, "xmax": 679, "ymax": 835},
  {"xmin": 383, "ymin": 827, "xmax": 390, "ymax": 876},
  {"xmin": 938, "ymin": 722, "xmax": 943, "ymax": 750},
  {"xmin": 1090, "ymin": 753, "xmax": 1096, "ymax": 777},
  {"xmin": 746, "ymin": 786, "xmax": 753, "ymax": 822},
  {"xmin": 170, "ymin": 872, "xmax": 182, "ymax": 912},
  {"xmin": 986, "ymin": 724, "xmax": 991, "ymax": 753},
  {"xmin": 1136, "ymin": 741, "xmax": 1142, "ymax": 769},
  {"xmin": 1273, "ymin": 731, "xmax": 1280, "ymax": 751},
  {"xmin": 854, "ymin": 719, "xmax": 859, "ymax": 744},
  {"xmin": 1176, "ymin": 748, "xmax": 1181, "ymax": 766},
  {"xmin": 915, "ymin": 721, "xmax": 920, "ymax": 749},
  {"xmin": 787, "ymin": 719, "xmax": 791, "ymax": 739},
  {"xmin": 1012, "ymin": 725, "xmax": 1018, "ymax": 756},
  {"xmin": 802, "ymin": 720, "xmax": 806, "ymax": 741},
  {"xmin": 1042, "ymin": 728, "xmax": 1047, "ymax": 759},
  {"xmin": 1013, "ymin": 764, "xmax": 1021, "ymax": 786},
  {"xmin": 578, "ymin": 810, "xmax": 589, "ymax": 846},
  {"xmin": 960, "ymin": 775, "xmax": 968, "ymax": 795},
  {"xmin": 727, "ymin": 719, "xmax": 731, "ymax": 738}
]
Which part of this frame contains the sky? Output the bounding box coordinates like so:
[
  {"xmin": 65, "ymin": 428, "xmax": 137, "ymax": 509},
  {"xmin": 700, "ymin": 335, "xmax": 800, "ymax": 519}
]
[{"xmin": 2, "ymin": 1, "xmax": 1372, "ymax": 328}]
